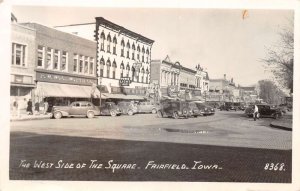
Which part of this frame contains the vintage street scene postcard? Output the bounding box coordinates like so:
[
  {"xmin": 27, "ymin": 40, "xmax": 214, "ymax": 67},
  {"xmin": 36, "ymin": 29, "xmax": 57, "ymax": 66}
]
[{"xmin": 1, "ymin": 0, "xmax": 300, "ymax": 190}]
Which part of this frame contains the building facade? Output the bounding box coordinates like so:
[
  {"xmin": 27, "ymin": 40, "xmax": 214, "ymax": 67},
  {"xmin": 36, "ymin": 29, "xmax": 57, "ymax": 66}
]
[
  {"xmin": 20, "ymin": 23, "xmax": 100, "ymax": 108},
  {"xmin": 10, "ymin": 23, "xmax": 36, "ymax": 104},
  {"xmin": 95, "ymin": 17, "xmax": 154, "ymax": 99},
  {"xmin": 208, "ymin": 74, "xmax": 237, "ymax": 102}
]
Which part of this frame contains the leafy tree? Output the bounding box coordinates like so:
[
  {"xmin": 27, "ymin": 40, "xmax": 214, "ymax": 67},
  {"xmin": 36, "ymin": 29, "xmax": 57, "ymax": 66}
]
[
  {"xmin": 261, "ymin": 21, "xmax": 294, "ymax": 94},
  {"xmin": 258, "ymin": 80, "xmax": 286, "ymax": 104}
]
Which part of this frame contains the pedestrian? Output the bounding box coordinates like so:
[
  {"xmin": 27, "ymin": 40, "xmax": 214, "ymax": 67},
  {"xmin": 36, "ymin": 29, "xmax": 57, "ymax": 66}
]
[
  {"xmin": 12, "ymin": 99, "xmax": 18, "ymax": 116},
  {"xmin": 44, "ymin": 100, "xmax": 49, "ymax": 115},
  {"xmin": 253, "ymin": 104, "xmax": 259, "ymax": 121},
  {"xmin": 34, "ymin": 101, "xmax": 40, "ymax": 115},
  {"xmin": 26, "ymin": 99, "xmax": 33, "ymax": 115}
]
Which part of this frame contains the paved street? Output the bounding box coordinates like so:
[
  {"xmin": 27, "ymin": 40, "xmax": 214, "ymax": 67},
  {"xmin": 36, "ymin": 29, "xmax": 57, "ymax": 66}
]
[{"xmin": 10, "ymin": 111, "xmax": 292, "ymax": 182}]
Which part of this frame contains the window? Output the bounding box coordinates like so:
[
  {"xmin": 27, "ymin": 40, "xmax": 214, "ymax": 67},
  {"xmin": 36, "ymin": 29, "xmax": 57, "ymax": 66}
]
[
  {"xmin": 106, "ymin": 59, "xmax": 111, "ymax": 78},
  {"xmin": 142, "ymin": 46, "xmax": 145, "ymax": 62},
  {"xmin": 79, "ymin": 55, "xmax": 84, "ymax": 73},
  {"xmin": 37, "ymin": 45, "xmax": 44, "ymax": 68},
  {"xmin": 89, "ymin": 58, "xmax": 94, "ymax": 75},
  {"xmin": 126, "ymin": 41, "xmax": 130, "ymax": 59},
  {"xmin": 100, "ymin": 31, "xmax": 105, "ymax": 51},
  {"xmin": 112, "ymin": 60, "xmax": 117, "ymax": 79},
  {"xmin": 132, "ymin": 43, "xmax": 136, "ymax": 60},
  {"xmin": 107, "ymin": 34, "xmax": 111, "ymax": 53},
  {"xmin": 141, "ymin": 68, "xmax": 145, "ymax": 83},
  {"xmin": 84, "ymin": 57, "xmax": 89, "ymax": 74},
  {"xmin": 137, "ymin": 45, "xmax": 140, "ymax": 61},
  {"xmin": 100, "ymin": 57, "xmax": 105, "ymax": 77},
  {"xmin": 46, "ymin": 47, "xmax": 53, "ymax": 69},
  {"xmin": 120, "ymin": 61, "xmax": 124, "ymax": 78},
  {"xmin": 121, "ymin": 39, "xmax": 125, "ymax": 57},
  {"xmin": 126, "ymin": 63, "xmax": 130, "ymax": 77},
  {"xmin": 53, "ymin": 50, "xmax": 60, "ymax": 70},
  {"xmin": 146, "ymin": 68, "xmax": 149, "ymax": 83},
  {"xmin": 131, "ymin": 66, "xmax": 135, "ymax": 82},
  {"xmin": 61, "ymin": 51, "xmax": 67, "ymax": 71},
  {"xmin": 11, "ymin": 43, "xmax": 26, "ymax": 67},
  {"xmin": 73, "ymin": 54, "xmax": 78, "ymax": 72},
  {"xmin": 113, "ymin": 36, "xmax": 117, "ymax": 55}
]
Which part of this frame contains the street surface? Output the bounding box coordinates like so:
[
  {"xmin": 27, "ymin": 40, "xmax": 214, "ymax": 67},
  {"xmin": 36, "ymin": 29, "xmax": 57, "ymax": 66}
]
[{"xmin": 10, "ymin": 111, "xmax": 292, "ymax": 182}]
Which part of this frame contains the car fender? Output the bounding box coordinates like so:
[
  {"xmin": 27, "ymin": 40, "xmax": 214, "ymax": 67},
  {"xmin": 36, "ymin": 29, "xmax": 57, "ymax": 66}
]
[
  {"xmin": 87, "ymin": 109, "xmax": 100, "ymax": 116},
  {"xmin": 53, "ymin": 110, "xmax": 69, "ymax": 116}
]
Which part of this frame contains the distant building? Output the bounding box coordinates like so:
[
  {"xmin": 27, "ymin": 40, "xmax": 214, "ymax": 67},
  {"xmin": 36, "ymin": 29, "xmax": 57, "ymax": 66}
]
[
  {"xmin": 208, "ymin": 74, "xmax": 237, "ymax": 102},
  {"xmin": 239, "ymin": 86, "xmax": 258, "ymax": 103}
]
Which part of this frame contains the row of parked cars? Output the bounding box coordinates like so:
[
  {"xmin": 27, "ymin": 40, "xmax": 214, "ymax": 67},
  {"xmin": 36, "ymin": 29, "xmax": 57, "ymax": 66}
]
[{"xmin": 51, "ymin": 100, "xmax": 215, "ymax": 119}]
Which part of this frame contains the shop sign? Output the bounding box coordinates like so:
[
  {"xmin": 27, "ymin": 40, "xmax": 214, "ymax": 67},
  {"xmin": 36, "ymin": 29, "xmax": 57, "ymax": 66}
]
[
  {"xmin": 36, "ymin": 71, "xmax": 97, "ymax": 86},
  {"xmin": 119, "ymin": 77, "xmax": 131, "ymax": 86},
  {"xmin": 167, "ymin": 85, "xmax": 179, "ymax": 97},
  {"xmin": 14, "ymin": 75, "xmax": 23, "ymax": 83}
]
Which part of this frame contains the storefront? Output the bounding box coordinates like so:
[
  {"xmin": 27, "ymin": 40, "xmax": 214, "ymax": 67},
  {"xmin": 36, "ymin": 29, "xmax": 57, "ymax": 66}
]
[
  {"xmin": 10, "ymin": 74, "xmax": 35, "ymax": 102},
  {"xmin": 35, "ymin": 69, "xmax": 100, "ymax": 110}
]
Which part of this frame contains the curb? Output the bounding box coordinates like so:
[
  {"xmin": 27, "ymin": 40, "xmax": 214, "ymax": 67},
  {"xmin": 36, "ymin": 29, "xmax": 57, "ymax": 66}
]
[
  {"xmin": 270, "ymin": 123, "xmax": 292, "ymax": 131},
  {"xmin": 10, "ymin": 116, "xmax": 51, "ymax": 122}
]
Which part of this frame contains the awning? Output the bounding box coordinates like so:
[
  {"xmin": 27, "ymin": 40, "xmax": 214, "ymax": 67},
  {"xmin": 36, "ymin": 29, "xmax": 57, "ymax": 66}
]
[
  {"xmin": 11, "ymin": 83, "xmax": 36, "ymax": 88},
  {"xmin": 101, "ymin": 93, "xmax": 145, "ymax": 100},
  {"xmin": 37, "ymin": 82, "xmax": 100, "ymax": 98}
]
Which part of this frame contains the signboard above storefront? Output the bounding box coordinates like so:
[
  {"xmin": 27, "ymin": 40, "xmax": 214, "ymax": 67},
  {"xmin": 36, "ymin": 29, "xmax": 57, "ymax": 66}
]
[
  {"xmin": 36, "ymin": 70, "xmax": 97, "ymax": 86},
  {"xmin": 119, "ymin": 77, "xmax": 131, "ymax": 86}
]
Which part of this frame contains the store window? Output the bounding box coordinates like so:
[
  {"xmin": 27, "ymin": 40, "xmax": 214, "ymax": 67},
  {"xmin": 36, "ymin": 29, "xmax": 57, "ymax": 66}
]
[
  {"xmin": 79, "ymin": 55, "xmax": 84, "ymax": 73},
  {"xmin": 61, "ymin": 51, "xmax": 67, "ymax": 71},
  {"xmin": 53, "ymin": 50, "xmax": 60, "ymax": 70},
  {"xmin": 37, "ymin": 45, "xmax": 44, "ymax": 68},
  {"xmin": 73, "ymin": 54, "xmax": 78, "ymax": 72},
  {"xmin": 11, "ymin": 43, "xmax": 26, "ymax": 67},
  {"xmin": 46, "ymin": 47, "xmax": 53, "ymax": 69},
  {"xmin": 89, "ymin": 58, "xmax": 94, "ymax": 75},
  {"xmin": 113, "ymin": 36, "xmax": 117, "ymax": 55}
]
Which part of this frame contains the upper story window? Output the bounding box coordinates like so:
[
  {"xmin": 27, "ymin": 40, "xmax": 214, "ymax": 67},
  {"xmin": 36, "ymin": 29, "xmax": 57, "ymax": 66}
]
[
  {"xmin": 89, "ymin": 57, "xmax": 94, "ymax": 75},
  {"xmin": 61, "ymin": 51, "xmax": 68, "ymax": 71},
  {"xmin": 73, "ymin": 54, "xmax": 78, "ymax": 72},
  {"xmin": 146, "ymin": 48, "xmax": 150, "ymax": 63},
  {"xmin": 100, "ymin": 31, "xmax": 106, "ymax": 51},
  {"xmin": 46, "ymin": 47, "xmax": 53, "ymax": 70},
  {"xmin": 12, "ymin": 43, "xmax": 26, "ymax": 67},
  {"xmin": 112, "ymin": 60, "xmax": 117, "ymax": 79},
  {"xmin": 132, "ymin": 43, "xmax": 136, "ymax": 60},
  {"xmin": 84, "ymin": 56, "xmax": 89, "ymax": 74},
  {"xmin": 106, "ymin": 59, "xmax": 111, "ymax": 78},
  {"xmin": 137, "ymin": 45, "xmax": 140, "ymax": 61},
  {"xmin": 100, "ymin": 57, "xmax": 105, "ymax": 77},
  {"xmin": 120, "ymin": 61, "xmax": 125, "ymax": 77},
  {"xmin": 126, "ymin": 41, "xmax": 130, "ymax": 59},
  {"xmin": 113, "ymin": 36, "xmax": 117, "ymax": 55},
  {"xmin": 53, "ymin": 49, "xmax": 60, "ymax": 70},
  {"xmin": 107, "ymin": 34, "xmax": 111, "ymax": 53},
  {"xmin": 121, "ymin": 39, "xmax": 125, "ymax": 57},
  {"xmin": 37, "ymin": 45, "xmax": 44, "ymax": 68},
  {"xmin": 79, "ymin": 55, "xmax": 84, "ymax": 73},
  {"xmin": 142, "ymin": 46, "xmax": 145, "ymax": 63}
]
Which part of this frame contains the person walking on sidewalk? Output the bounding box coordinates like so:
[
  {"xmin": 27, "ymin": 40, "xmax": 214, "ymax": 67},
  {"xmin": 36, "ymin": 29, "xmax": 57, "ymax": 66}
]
[
  {"xmin": 253, "ymin": 104, "xmax": 259, "ymax": 121},
  {"xmin": 34, "ymin": 101, "xmax": 40, "ymax": 115},
  {"xmin": 12, "ymin": 99, "xmax": 18, "ymax": 116},
  {"xmin": 26, "ymin": 99, "xmax": 33, "ymax": 115},
  {"xmin": 44, "ymin": 100, "xmax": 49, "ymax": 115}
]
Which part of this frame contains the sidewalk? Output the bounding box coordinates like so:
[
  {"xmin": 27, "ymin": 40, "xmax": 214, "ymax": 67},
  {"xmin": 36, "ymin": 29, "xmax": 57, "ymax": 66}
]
[
  {"xmin": 10, "ymin": 113, "xmax": 52, "ymax": 122},
  {"xmin": 270, "ymin": 113, "xmax": 292, "ymax": 131}
]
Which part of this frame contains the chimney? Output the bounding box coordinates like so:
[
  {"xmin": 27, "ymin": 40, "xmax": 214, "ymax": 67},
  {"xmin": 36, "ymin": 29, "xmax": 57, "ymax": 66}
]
[{"xmin": 224, "ymin": 74, "xmax": 226, "ymax": 80}]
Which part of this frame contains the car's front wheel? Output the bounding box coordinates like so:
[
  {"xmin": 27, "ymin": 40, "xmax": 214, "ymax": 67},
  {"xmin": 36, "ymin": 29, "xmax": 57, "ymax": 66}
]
[
  {"xmin": 110, "ymin": 110, "xmax": 117, "ymax": 117},
  {"xmin": 87, "ymin": 111, "xmax": 95, "ymax": 118},
  {"xmin": 54, "ymin": 111, "xmax": 62, "ymax": 119},
  {"xmin": 128, "ymin": 110, "xmax": 134, "ymax": 116},
  {"xmin": 173, "ymin": 112, "xmax": 179, "ymax": 119},
  {"xmin": 151, "ymin": 108, "xmax": 157, "ymax": 114}
]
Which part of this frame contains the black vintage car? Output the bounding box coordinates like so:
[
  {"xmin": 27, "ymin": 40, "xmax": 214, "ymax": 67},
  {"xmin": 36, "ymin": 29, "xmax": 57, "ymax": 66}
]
[
  {"xmin": 188, "ymin": 102, "xmax": 201, "ymax": 117},
  {"xmin": 157, "ymin": 100, "xmax": 192, "ymax": 119},
  {"xmin": 117, "ymin": 101, "xmax": 138, "ymax": 116},
  {"xmin": 194, "ymin": 102, "xmax": 215, "ymax": 116},
  {"xmin": 98, "ymin": 102, "xmax": 121, "ymax": 117},
  {"xmin": 245, "ymin": 104, "xmax": 283, "ymax": 119},
  {"xmin": 219, "ymin": 102, "xmax": 237, "ymax": 111}
]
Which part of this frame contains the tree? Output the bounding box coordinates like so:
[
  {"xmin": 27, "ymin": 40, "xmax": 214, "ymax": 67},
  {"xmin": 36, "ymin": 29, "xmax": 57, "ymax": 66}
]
[
  {"xmin": 261, "ymin": 21, "xmax": 294, "ymax": 94},
  {"xmin": 257, "ymin": 80, "xmax": 286, "ymax": 104}
]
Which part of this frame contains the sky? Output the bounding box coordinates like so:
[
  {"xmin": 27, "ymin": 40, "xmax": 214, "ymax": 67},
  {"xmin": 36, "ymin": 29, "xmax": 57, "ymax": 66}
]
[{"xmin": 12, "ymin": 6, "xmax": 294, "ymax": 87}]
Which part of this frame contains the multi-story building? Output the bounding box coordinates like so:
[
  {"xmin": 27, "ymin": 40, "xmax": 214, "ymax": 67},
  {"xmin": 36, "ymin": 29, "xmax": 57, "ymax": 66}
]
[
  {"xmin": 208, "ymin": 74, "xmax": 237, "ymax": 102},
  {"xmin": 10, "ymin": 23, "xmax": 36, "ymax": 104},
  {"xmin": 95, "ymin": 17, "xmax": 154, "ymax": 100},
  {"xmin": 151, "ymin": 56, "xmax": 209, "ymax": 100},
  {"xmin": 19, "ymin": 23, "xmax": 100, "ymax": 107}
]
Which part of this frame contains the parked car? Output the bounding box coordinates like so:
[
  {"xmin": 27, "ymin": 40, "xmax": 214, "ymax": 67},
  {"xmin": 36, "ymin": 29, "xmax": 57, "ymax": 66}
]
[
  {"xmin": 98, "ymin": 102, "xmax": 121, "ymax": 117},
  {"xmin": 205, "ymin": 101, "xmax": 222, "ymax": 109},
  {"xmin": 232, "ymin": 102, "xmax": 246, "ymax": 111},
  {"xmin": 117, "ymin": 101, "xmax": 138, "ymax": 115},
  {"xmin": 137, "ymin": 101, "xmax": 160, "ymax": 114},
  {"xmin": 244, "ymin": 104, "xmax": 283, "ymax": 119},
  {"xmin": 157, "ymin": 100, "xmax": 192, "ymax": 119},
  {"xmin": 194, "ymin": 102, "xmax": 215, "ymax": 116},
  {"xmin": 219, "ymin": 102, "xmax": 237, "ymax": 111},
  {"xmin": 188, "ymin": 102, "xmax": 201, "ymax": 117},
  {"xmin": 51, "ymin": 101, "xmax": 100, "ymax": 119}
]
